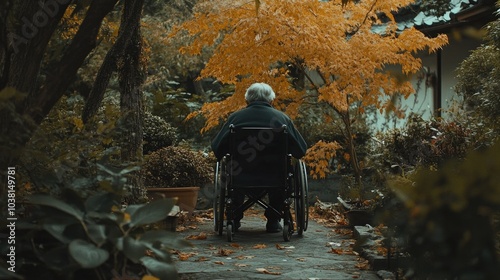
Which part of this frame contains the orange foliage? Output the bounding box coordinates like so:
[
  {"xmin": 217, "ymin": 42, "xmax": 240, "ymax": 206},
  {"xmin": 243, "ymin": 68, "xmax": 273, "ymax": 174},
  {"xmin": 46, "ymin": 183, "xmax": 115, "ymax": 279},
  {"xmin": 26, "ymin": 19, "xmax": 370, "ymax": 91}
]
[
  {"xmin": 171, "ymin": 0, "xmax": 448, "ymax": 176},
  {"xmin": 303, "ymin": 140, "xmax": 341, "ymax": 179},
  {"xmin": 60, "ymin": 4, "xmax": 118, "ymax": 43}
]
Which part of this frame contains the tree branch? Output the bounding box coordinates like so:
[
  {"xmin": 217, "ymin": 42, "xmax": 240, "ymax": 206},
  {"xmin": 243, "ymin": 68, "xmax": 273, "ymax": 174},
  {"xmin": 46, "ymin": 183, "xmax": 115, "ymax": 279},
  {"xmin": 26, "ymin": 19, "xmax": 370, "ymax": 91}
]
[
  {"xmin": 8, "ymin": 1, "xmax": 69, "ymax": 97},
  {"xmin": 348, "ymin": 0, "xmax": 378, "ymax": 36},
  {"xmin": 23, "ymin": 0, "xmax": 118, "ymax": 124}
]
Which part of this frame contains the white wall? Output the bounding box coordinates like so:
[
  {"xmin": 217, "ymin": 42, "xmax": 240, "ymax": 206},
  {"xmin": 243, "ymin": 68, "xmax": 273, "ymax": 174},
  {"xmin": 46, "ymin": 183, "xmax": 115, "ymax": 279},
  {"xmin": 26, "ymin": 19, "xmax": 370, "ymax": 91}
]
[
  {"xmin": 303, "ymin": 34, "xmax": 483, "ymax": 132},
  {"xmin": 368, "ymin": 34, "xmax": 483, "ymax": 132}
]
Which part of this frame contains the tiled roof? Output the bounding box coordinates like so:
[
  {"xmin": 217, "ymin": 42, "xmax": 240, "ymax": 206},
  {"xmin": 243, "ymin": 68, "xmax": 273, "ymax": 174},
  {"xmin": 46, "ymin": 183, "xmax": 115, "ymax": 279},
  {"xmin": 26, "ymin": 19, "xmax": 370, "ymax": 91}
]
[
  {"xmin": 411, "ymin": 0, "xmax": 478, "ymax": 29},
  {"xmin": 372, "ymin": 0, "xmax": 496, "ymax": 34},
  {"xmin": 392, "ymin": 0, "xmax": 483, "ymax": 31}
]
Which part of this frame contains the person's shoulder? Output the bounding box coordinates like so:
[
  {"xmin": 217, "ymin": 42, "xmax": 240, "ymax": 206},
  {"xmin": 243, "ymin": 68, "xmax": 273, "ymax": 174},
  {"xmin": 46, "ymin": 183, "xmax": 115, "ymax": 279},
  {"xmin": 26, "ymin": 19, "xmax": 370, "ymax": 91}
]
[{"xmin": 270, "ymin": 107, "xmax": 292, "ymax": 119}]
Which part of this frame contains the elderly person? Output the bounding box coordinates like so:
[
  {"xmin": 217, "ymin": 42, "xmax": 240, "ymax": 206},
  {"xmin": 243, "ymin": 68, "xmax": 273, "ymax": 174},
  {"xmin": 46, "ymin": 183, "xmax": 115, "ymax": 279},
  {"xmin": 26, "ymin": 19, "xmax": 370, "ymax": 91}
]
[{"xmin": 211, "ymin": 82, "xmax": 307, "ymax": 233}]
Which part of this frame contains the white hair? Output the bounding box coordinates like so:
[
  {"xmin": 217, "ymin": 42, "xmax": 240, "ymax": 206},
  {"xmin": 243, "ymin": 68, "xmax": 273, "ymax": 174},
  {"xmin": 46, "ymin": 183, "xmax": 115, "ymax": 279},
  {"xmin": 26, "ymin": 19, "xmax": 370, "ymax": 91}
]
[{"xmin": 244, "ymin": 83, "xmax": 276, "ymax": 103}]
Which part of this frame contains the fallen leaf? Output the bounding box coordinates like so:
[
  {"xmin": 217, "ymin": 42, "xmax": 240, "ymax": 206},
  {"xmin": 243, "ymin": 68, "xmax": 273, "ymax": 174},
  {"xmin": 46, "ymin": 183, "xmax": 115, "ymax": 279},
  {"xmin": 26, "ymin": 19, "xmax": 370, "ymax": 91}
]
[
  {"xmin": 235, "ymin": 255, "xmax": 255, "ymax": 260},
  {"xmin": 252, "ymin": 244, "xmax": 267, "ymax": 249},
  {"xmin": 329, "ymin": 248, "xmax": 344, "ymax": 255},
  {"xmin": 214, "ymin": 261, "xmax": 224, "ymax": 265},
  {"xmin": 334, "ymin": 228, "xmax": 353, "ymax": 235},
  {"xmin": 176, "ymin": 226, "xmax": 187, "ymax": 232},
  {"xmin": 195, "ymin": 256, "xmax": 209, "ymax": 262},
  {"xmin": 276, "ymin": 244, "xmax": 295, "ymax": 250},
  {"xmin": 230, "ymin": 243, "xmax": 243, "ymax": 248},
  {"xmin": 177, "ymin": 254, "xmax": 190, "ymax": 261},
  {"xmin": 355, "ymin": 260, "xmax": 370, "ymax": 270},
  {"xmin": 217, "ymin": 247, "xmax": 234, "ymax": 256},
  {"xmin": 256, "ymin": 268, "xmax": 281, "ymax": 275},
  {"xmin": 376, "ymin": 246, "xmax": 388, "ymax": 256},
  {"xmin": 176, "ymin": 252, "xmax": 197, "ymax": 261},
  {"xmin": 235, "ymin": 263, "xmax": 249, "ymax": 267},
  {"xmin": 186, "ymin": 232, "xmax": 207, "ymax": 240},
  {"xmin": 296, "ymin": 257, "xmax": 306, "ymax": 262}
]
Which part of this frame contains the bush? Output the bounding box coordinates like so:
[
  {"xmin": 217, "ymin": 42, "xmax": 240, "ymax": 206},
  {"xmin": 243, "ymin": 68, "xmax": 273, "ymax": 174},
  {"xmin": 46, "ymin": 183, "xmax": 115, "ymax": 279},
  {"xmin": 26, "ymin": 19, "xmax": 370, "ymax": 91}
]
[
  {"xmin": 373, "ymin": 114, "xmax": 473, "ymax": 174},
  {"xmin": 387, "ymin": 141, "xmax": 500, "ymax": 279},
  {"xmin": 142, "ymin": 145, "xmax": 213, "ymax": 188},
  {"xmin": 455, "ymin": 19, "xmax": 500, "ymax": 133},
  {"xmin": 143, "ymin": 112, "xmax": 178, "ymax": 155}
]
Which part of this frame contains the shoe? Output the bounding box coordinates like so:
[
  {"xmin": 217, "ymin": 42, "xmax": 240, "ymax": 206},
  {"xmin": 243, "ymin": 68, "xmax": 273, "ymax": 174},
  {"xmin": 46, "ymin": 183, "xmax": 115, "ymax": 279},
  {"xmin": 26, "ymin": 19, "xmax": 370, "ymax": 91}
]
[{"xmin": 266, "ymin": 220, "xmax": 282, "ymax": 233}]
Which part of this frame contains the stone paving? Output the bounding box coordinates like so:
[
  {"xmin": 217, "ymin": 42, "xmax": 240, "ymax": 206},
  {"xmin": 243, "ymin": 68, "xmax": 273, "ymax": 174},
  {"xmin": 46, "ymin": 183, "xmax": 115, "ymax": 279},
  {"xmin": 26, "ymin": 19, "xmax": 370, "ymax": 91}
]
[{"xmin": 173, "ymin": 208, "xmax": 381, "ymax": 280}]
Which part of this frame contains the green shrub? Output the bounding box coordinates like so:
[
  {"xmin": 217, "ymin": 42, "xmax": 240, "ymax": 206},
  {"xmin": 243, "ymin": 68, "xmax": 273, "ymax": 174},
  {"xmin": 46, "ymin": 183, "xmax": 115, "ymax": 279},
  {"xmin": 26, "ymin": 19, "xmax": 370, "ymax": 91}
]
[
  {"xmin": 455, "ymin": 19, "xmax": 500, "ymax": 134},
  {"xmin": 387, "ymin": 141, "xmax": 500, "ymax": 279},
  {"xmin": 143, "ymin": 112, "xmax": 178, "ymax": 155},
  {"xmin": 373, "ymin": 114, "xmax": 473, "ymax": 174},
  {"xmin": 142, "ymin": 145, "xmax": 213, "ymax": 188}
]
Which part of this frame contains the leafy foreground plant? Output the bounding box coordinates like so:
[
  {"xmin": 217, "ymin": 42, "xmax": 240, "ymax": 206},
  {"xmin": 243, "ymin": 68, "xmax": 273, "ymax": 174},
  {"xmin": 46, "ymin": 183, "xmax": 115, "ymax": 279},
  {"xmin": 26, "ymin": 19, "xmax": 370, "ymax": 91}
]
[
  {"xmin": 3, "ymin": 190, "xmax": 189, "ymax": 280},
  {"xmin": 388, "ymin": 141, "xmax": 500, "ymax": 279}
]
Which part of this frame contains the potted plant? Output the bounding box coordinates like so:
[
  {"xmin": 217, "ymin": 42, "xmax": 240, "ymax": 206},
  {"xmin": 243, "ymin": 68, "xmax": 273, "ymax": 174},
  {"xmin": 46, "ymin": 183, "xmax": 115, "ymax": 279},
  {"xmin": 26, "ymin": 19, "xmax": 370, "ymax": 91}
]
[
  {"xmin": 142, "ymin": 144, "xmax": 214, "ymax": 213},
  {"xmin": 336, "ymin": 173, "xmax": 380, "ymax": 227}
]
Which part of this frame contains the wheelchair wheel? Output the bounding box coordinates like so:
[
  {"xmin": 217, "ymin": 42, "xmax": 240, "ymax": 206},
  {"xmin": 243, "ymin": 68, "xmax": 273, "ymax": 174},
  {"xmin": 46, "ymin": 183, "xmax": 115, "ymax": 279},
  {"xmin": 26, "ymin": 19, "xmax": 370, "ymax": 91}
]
[
  {"xmin": 300, "ymin": 160, "xmax": 309, "ymax": 232},
  {"xmin": 227, "ymin": 223, "xmax": 233, "ymax": 242},
  {"xmin": 213, "ymin": 161, "xmax": 226, "ymax": 236},
  {"xmin": 282, "ymin": 210, "xmax": 293, "ymax": 242},
  {"xmin": 294, "ymin": 160, "xmax": 309, "ymax": 236}
]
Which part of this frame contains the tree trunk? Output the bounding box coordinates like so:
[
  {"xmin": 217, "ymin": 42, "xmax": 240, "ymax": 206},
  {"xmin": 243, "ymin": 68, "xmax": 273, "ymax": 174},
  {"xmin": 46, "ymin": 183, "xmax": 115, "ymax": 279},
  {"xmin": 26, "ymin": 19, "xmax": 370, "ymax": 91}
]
[
  {"xmin": 341, "ymin": 109, "xmax": 364, "ymax": 199},
  {"xmin": 0, "ymin": 0, "xmax": 12, "ymax": 89},
  {"xmin": 118, "ymin": 0, "xmax": 146, "ymax": 204},
  {"xmin": 24, "ymin": 0, "xmax": 119, "ymax": 124}
]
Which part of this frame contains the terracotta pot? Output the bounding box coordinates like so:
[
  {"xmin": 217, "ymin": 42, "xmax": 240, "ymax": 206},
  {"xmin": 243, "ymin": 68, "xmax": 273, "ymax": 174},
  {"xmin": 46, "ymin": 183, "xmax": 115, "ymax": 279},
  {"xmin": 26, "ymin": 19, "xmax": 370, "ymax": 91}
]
[{"xmin": 147, "ymin": 187, "xmax": 200, "ymax": 213}]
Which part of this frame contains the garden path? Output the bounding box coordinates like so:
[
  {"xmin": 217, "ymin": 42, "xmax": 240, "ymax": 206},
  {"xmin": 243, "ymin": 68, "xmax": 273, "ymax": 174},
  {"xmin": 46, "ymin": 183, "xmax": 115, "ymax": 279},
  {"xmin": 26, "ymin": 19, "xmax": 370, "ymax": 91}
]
[{"xmin": 173, "ymin": 208, "xmax": 380, "ymax": 280}]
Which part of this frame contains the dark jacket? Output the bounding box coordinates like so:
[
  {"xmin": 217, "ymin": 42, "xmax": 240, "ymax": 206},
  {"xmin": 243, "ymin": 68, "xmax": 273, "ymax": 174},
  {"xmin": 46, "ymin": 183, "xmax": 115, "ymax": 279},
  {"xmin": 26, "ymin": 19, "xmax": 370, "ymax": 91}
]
[{"xmin": 211, "ymin": 101, "xmax": 307, "ymax": 161}]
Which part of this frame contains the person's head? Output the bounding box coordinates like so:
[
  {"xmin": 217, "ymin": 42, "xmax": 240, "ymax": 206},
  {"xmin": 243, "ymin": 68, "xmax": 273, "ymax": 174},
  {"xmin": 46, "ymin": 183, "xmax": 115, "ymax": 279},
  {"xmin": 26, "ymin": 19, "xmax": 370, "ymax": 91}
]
[{"xmin": 244, "ymin": 83, "xmax": 276, "ymax": 104}]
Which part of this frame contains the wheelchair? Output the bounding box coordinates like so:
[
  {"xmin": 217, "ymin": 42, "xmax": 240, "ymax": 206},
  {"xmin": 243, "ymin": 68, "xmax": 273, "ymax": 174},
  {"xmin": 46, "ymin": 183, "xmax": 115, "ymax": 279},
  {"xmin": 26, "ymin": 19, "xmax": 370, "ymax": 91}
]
[{"xmin": 213, "ymin": 124, "xmax": 309, "ymax": 242}]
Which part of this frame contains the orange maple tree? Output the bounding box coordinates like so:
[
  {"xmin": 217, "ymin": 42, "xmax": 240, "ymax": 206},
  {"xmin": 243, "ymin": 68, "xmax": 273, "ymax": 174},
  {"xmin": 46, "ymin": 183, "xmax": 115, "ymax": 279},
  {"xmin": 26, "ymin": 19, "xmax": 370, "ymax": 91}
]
[{"xmin": 171, "ymin": 0, "xmax": 447, "ymax": 189}]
